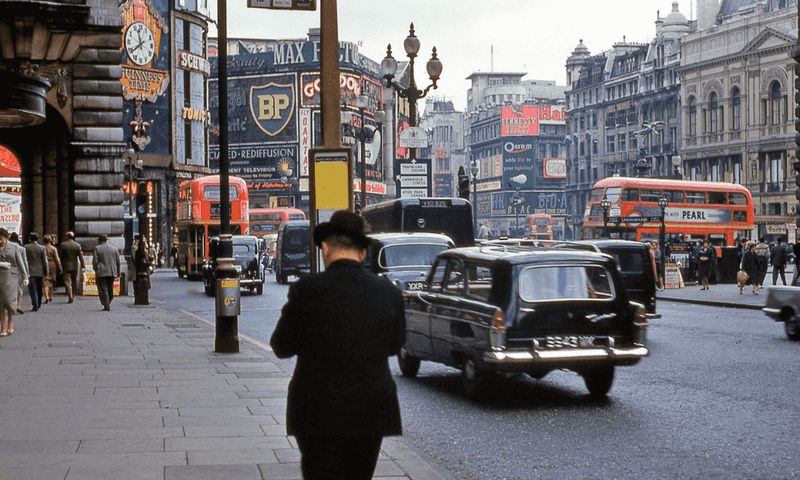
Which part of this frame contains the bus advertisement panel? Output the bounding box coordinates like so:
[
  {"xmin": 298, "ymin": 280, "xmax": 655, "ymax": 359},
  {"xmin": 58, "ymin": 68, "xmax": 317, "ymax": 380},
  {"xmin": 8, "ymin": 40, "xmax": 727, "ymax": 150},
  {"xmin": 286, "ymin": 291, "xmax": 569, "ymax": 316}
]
[
  {"xmin": 583, "ymin": 176, "xmax": 753, "ymax": 247},
  {"xmin": 175, "ymin": 175, "xmax": 249, "ymax": 278},
  {"xmin": 249, "ymin": 207, "xmax": 306, "ymax": 236}
]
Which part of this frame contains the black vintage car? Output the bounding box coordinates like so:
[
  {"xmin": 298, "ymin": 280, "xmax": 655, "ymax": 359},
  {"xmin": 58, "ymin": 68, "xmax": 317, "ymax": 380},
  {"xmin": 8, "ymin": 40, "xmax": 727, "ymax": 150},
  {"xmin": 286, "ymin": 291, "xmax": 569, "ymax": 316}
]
[
  {"xmin": 203, "ymin": 235, "xmax": 266, "ymax": 296},
  {"xmin": 400, "ymin": 244, "xmax": 649, "ymax": 399},
  {"xmin": 364, "ymin": 232, "xmax": 454, "ymax": 291}
]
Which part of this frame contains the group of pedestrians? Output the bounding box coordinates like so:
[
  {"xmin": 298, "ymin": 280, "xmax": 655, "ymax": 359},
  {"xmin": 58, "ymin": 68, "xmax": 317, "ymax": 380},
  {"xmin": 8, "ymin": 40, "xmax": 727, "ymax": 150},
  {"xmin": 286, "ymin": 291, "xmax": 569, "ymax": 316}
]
[
  {"xmin": 0, "ymin": 230, "xmax": 86, "ymax": 337},
  {"xmin": 737, "ymin": 236, "xmax": 798, "ymax": 294}
]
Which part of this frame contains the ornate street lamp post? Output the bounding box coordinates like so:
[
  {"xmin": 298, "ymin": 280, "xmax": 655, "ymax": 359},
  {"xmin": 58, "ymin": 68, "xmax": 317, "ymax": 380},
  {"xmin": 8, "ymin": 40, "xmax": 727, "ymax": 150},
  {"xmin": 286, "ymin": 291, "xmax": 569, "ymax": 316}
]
[
  {"xmin": 601, "ymin": 197, "xmax": 611, "ymax": 237},
  {"xmin": 381, "ymin": 23, "xmax": 442, "ymax": 161},
  {"xmin": 658, "ymin": 196, "xmax": 669, "ymax": 256},
  {"xmin": 470, "ymin": 159, "xmax": 479, "ymax": 235}
]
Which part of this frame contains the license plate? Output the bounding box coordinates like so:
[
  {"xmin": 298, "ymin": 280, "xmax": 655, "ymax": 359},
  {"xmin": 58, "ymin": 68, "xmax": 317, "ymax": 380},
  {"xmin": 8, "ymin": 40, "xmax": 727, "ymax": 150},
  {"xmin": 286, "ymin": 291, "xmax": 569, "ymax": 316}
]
[
  {"xmin": 406, "ymin": 282, "xmax": 425, "ymax": 290},
  {"xmin": 299, "ymin": 268, "xmax": 310, "ymax": 274}
]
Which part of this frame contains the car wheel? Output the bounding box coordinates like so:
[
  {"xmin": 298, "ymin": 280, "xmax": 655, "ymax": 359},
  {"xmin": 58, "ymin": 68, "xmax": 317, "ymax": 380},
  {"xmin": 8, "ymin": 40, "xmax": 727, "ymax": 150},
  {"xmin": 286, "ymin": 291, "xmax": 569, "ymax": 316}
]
[
  {"xmin": 257, "ymin": 282, "xmax": 264, "ymax": 295},
  {"xmin": 461, "ymin": 358, "xmax": 487, "ymax": 400},
  {"xmin": 582, "ymin": 364, "xmax": 615, "ymax": 398},
  {"xmin": 397, "ymin": 346, "xmax": 420, "ymax": 378},
  {"xmin": 785, "ymin": 315, "xmax": 800, "ymax": 341}
]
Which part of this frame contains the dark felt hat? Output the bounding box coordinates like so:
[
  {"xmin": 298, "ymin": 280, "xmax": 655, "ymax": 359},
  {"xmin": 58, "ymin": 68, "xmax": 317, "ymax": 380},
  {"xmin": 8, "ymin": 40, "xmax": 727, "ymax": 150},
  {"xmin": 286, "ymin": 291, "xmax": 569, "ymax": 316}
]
[{"xmin": 313, "ymin": 210, "xmax": 371, "ymax": 249}]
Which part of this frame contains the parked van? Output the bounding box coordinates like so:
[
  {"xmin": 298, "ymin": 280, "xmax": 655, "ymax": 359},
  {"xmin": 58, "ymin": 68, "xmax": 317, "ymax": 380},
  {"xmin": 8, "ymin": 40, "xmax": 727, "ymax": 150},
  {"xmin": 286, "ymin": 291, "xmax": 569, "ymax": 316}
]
[{"xmin": 275, "ymin": 220, "xmax": 310, "ymax": 284}]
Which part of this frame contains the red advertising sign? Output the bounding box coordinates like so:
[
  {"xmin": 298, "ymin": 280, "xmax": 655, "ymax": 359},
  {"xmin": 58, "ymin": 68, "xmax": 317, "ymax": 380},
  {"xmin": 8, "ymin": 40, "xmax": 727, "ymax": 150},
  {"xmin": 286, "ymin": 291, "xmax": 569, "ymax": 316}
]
[{"xmin": 501, "ymin": 105, "xmax": 566, "ymax": 136}]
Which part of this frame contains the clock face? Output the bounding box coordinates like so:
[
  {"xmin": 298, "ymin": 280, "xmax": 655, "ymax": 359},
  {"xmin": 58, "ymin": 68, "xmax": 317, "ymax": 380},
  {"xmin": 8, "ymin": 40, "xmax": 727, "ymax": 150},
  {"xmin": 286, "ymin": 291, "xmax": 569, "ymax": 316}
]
[{"xmin": 125, "ymin": 22, "xmax": 156, "ymax": 67}]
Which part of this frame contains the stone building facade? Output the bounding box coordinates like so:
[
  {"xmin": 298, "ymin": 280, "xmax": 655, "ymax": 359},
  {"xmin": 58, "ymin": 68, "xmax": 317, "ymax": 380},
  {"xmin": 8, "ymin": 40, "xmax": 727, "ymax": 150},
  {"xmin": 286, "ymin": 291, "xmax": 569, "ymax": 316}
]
[
  {"xmin": 564, "ymin": 2, "xmax": 692, "ymax": 240},
  {"xmin": 0, "ymin": 0, "xmax": 126, "ymax": 252},
  {"xmin": 418, "ymin": 97, "xmax": 466, "ymax": 199},
  {"xmin": 680, "ymin": 0, "xmax": 798, "ymax": 241}
]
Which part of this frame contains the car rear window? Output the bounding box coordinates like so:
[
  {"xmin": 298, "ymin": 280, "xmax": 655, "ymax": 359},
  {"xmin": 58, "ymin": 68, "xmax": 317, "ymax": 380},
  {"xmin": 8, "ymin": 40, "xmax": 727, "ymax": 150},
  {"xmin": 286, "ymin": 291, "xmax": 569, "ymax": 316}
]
[
  {"xmin": 379, "ymin": 244, "xmax": 448, "ymax": 268},
  {"xmin": 519, "ymin": 265, "xmax": 614, "ymax": 302}
]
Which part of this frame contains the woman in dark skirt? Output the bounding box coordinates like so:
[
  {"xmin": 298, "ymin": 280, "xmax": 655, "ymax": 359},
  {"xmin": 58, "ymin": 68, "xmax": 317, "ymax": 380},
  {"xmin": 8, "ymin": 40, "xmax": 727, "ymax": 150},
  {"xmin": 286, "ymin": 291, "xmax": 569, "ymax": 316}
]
[
  {"xmin": 698, "ymin": 240, "xmax": 714, "ymax": 290},
  {"xmin": 740, "ymin": 242, "xmax": 759, "ymax": 295}
]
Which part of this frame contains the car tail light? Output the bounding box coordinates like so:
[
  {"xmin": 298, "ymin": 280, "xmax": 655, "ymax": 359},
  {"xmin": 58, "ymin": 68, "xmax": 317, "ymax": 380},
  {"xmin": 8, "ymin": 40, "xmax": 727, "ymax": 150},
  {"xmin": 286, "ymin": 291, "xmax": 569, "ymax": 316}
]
[{"xmin": 490, "ymin": 310, "xmax": 506, "ymax": 350}]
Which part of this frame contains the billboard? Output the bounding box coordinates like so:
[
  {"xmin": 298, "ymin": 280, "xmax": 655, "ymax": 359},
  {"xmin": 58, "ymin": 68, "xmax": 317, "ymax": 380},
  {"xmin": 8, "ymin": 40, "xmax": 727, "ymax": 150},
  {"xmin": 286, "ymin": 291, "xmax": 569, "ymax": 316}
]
[
  {"xmin": 502, "ymin": 137, "xmax": 535, "ymax": 189},
  {"xmin": 501, "ymin": 105, "xmax": 566, "ymax": 137}
]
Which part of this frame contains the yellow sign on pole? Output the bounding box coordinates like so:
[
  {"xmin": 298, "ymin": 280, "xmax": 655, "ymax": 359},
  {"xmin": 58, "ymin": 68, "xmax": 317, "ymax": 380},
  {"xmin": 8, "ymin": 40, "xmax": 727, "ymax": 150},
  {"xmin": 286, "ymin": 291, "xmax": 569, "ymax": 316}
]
[{"xmin": 311, "ymin": 149, "xmax": 351, "ymax": 210}]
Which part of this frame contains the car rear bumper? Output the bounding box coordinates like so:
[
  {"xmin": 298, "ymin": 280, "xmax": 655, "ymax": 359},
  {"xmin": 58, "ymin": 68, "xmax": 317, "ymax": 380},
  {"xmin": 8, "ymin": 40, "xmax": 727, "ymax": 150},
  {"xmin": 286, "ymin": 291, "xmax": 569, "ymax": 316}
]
[{"xmin": 483, "ymin": 345, "xmax": 649, "ymax": 368}]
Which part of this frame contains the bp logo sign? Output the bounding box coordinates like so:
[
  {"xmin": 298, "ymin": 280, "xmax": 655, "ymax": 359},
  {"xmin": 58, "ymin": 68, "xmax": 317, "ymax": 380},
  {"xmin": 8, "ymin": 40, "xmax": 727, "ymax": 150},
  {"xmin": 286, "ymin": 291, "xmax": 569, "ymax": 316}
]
[{"xmin": 250, "ymin": 83, "xmax": 295, "ymax": 136}]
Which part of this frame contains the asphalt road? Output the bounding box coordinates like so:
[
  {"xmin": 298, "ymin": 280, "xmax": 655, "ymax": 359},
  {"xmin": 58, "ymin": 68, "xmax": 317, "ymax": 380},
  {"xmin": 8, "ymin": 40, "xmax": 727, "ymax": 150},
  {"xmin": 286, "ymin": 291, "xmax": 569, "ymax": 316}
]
[{"xmin": 152, "ymin": 271, "xmax": 800, "ymax": 480}]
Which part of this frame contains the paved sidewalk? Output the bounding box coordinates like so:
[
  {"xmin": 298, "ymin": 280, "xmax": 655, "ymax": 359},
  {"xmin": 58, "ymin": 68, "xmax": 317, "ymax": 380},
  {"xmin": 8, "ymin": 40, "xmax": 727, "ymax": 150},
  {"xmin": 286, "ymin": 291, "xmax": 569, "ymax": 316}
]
[
  {"xmin": 0, "ymin": 289, "xmax": 453, "ymax": 480},
  {"xmin": 657, "ymin": 280, "xmax": 770, "ymax": 310}
]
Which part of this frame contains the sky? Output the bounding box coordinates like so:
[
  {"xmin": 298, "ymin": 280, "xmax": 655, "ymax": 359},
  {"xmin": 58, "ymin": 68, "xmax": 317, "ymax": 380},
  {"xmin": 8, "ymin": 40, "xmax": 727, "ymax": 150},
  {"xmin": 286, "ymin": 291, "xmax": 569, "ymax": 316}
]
[{"xmin": 209, "ymin": 0, "xmax": 695, "ymax": 111}]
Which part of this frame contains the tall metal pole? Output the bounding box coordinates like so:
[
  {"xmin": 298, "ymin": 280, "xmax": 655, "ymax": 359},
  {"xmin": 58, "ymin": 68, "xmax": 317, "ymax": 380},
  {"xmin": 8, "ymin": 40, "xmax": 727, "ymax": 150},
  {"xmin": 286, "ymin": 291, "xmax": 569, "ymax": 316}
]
[
  {"xmin": 214, "ymin": 0, "xmax": 238, "ymax": 354},
  {"xmin": 360, "ymin": 108, "xmax": 367, "ymax": 209}
]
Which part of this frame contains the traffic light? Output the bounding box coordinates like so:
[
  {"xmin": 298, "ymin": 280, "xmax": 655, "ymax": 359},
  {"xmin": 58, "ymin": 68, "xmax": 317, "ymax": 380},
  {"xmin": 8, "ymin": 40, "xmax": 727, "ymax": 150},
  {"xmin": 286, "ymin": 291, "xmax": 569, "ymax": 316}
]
[
  {"xmin": 136, "ymin": 181, "xmax": 150, "ymax": 237},
  {"xmin": 457, "ymin": 166, "xmax": 470, "ymax": 200}
]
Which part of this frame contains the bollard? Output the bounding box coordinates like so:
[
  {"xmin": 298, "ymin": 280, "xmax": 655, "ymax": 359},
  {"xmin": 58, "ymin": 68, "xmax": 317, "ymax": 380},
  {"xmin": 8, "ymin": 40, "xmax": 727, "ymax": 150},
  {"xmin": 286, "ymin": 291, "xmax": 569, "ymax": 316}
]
[
  {"xmin": 215, "ymin": 234, "xmax": 239, "ymax": 353},
  {"xmin": 134, "ymin": 255, "xmax": 150, "ymax": 305}
]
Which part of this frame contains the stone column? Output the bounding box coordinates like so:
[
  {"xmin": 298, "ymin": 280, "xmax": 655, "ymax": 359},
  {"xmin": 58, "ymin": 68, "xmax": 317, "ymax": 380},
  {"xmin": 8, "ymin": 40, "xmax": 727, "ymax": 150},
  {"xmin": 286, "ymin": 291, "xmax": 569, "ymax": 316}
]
[{"xmin": 70, "ymin": 39, "xmax": 126, "ymax": 253}]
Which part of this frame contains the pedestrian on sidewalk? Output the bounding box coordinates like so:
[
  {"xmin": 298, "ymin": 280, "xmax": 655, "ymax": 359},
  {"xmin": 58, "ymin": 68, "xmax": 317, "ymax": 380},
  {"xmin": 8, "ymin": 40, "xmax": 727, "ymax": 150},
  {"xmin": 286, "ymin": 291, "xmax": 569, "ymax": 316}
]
[
  {"xmin": 271, "ymin": 210, "xmax": 405, "ymax": 480},
  {"xmin": 740, "ymin": 241, "xmax": 759, "ymax": 295},
  {"xmin": 9, "ymin": 233, "xmax": 27, "ymax": 315},
  {"xmin": 92, "ymin": 234, "xmax": 120, "ymax": 311},
  {"xmin": 755, "ymin": 237, "xmax": 769, "ymax": 289},
  {"xmin": 59, "ymin": 231, "xmax": 85, "ymax": 303},
  {"xmin": 652, "ymin": 240, "xmax": 665, "ymax": 291},
  {"xmin": 0, "ymin": 228, "xmax": 28, "ymax": 336},
  {"xmin": 698, "ymin": 240, "xmax": 714, "ymax": 290},
  {"xmin": 24, "ymin": 232, "xmax": 48, "ymax": 312},
  {"xmin": 770, "ymin": 237, "xmax": 788, "ymax": 286},
  {"xmin": 43, "ymin": 234, "xmax": 62, "ymax": 303}
]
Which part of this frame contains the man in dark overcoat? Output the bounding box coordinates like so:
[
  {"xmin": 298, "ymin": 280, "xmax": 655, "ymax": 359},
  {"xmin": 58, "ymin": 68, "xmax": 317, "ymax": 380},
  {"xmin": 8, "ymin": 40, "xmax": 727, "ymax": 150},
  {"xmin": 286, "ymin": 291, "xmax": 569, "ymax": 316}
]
[{"xmin": 270, "ymin": 210, "xmax": 405, "ymax": 480}]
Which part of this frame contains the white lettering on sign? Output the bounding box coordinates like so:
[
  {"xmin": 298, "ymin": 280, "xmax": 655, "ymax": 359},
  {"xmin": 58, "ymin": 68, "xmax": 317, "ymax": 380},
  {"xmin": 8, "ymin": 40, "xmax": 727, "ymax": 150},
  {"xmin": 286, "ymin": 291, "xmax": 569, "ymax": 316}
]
[
  {"xmin": 401, "ymin": 188, "xmax": 427, "ymax": 198},
  {"xmin": 398, "ymin": 176, "xmax": 428, "ymax": 187},
  {"xmin": 178, "ymin": 51, "xmax": 211, "ymax": 76},
  {"xmin": 400, "ymin": 163, "xmax": 427, "ymax": 175}
]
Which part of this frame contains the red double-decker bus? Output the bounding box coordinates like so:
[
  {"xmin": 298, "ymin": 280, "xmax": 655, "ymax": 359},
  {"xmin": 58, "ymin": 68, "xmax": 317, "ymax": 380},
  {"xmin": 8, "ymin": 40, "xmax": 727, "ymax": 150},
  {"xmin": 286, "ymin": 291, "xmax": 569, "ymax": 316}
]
[
  {"xmin": 529, "ymin": 213, "xmax": 553, "ymax": 241},
  {"xmin": 249, "ymin": 207, "xmax": 306, "ymax": 237},
  {"xmin": 175, "ymin": 175, "xmax": 249, "ymax": 278},
  {"xmin": 583, "ymin": 176, "xmax": 754, "ymax": 246}
]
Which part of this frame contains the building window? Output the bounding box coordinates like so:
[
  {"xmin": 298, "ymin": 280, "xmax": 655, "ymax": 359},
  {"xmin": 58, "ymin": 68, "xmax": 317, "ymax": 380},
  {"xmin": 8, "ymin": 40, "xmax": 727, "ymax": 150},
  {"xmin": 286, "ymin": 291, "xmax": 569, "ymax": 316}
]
[
  {"xmin": 606, "ymin": 136, "xmax": 615, "ymax": 153},
  {"xmin": 770, "ymin": 152, "xmax": 783, "ymax": 191},
  {"xmin": 770, "ymin": 81, "xmax": 783, "ymax": 125},
  {"xmin": 688, "ymin": 97, "xmax": 697, "ymax": 136},
  {"xmin": 708, "ymin": 92, "xmax": 718, "ymax": 134},
  {"xmin": 731, "ymin": 87, "xmax": 741, "ymax": 130}
]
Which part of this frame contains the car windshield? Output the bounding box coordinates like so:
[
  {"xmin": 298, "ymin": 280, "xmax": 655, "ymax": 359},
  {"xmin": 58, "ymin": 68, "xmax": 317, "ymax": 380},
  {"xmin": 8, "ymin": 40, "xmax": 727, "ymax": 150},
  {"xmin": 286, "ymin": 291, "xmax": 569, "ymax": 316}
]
[
  {"xmin": 379, "ymin": 244, "xmax": 448, "ymax": 268},
  {"xmin": 519, "ymin": 265, "xmax": 614, "ymax": 302}
]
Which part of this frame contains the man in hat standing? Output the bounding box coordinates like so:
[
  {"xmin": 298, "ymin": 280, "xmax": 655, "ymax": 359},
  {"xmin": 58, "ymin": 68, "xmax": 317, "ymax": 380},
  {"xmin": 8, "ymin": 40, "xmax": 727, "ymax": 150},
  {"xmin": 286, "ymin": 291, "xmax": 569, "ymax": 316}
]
[
  {"xmin": 24, "ymin": 232, "xmax": 48, "ymax": 312},
  {"xmin": 59, "ymin": 231, "xmax": 85, "ymax": 303},
  {"xmin": 270, "ymin": 210, "xmax": 405, "ymax": 480}
]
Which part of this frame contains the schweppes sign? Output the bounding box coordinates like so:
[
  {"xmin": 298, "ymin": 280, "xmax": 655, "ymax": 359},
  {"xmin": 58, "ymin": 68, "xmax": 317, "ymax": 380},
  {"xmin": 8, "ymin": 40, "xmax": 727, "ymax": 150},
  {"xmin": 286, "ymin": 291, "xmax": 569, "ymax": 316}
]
[{"xmin": 249, "ymin": 82, "xmax": 295, "ymax": 136}]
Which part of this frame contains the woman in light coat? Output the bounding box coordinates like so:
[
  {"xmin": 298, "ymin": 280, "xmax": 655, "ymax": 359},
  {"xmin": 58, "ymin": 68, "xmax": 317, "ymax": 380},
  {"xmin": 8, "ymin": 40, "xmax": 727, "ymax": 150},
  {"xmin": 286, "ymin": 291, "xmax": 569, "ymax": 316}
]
[{"xmin": 0, "ymin": 228, "xmax": 28, "ymax": 336}]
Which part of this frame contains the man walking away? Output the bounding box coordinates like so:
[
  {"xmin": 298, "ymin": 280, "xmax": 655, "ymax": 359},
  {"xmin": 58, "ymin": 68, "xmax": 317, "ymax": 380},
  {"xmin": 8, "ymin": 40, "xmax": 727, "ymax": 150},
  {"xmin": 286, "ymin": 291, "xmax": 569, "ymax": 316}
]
[
  {"xmin": 755, "ymin": 237, "xmax": 769, "ymax": 289},
  {"xmin": 271, "ymin": 210, "xmax": 405, "ymax": 480},
  {"xmin": 92, "ymin": 234, "xmax": 120, "ymax": 311},
  {"xmin": 771, "ymin": 237, "xmax": 788, "ymax": 286},
  {"xmin": 24, "ymin": 232, "xmax": 48, "ymax": 312},
  {"xmin": 59, "ymin": 231, "xmax": 85, "ymax": 303}
]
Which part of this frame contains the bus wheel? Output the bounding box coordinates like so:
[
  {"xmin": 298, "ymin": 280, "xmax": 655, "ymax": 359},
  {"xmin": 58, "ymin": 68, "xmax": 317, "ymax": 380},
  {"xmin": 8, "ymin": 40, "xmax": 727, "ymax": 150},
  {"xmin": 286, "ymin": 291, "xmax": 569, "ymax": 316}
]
[
  {"xmin": 276, "ymin": 268, "xmax": 287, "ymax": 285},
  {"xmin": 177, "ymin": 263, "xmax": 184, "ymax": 278}
]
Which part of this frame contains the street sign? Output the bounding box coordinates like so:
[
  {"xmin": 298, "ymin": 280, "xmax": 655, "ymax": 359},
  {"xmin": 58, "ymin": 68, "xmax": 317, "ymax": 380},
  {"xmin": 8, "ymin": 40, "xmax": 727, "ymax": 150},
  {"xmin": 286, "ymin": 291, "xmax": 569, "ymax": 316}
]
[
  {"xmin": 398, "ymin": 126, "xmax": 428, "ymax": 148},
  {"xmin": 247, "ymin": 0, "xmax": 316, "ymax": 10},
  {"xmin": 395, "ymin": 158, "xmax": 431, "ymax": 198}
]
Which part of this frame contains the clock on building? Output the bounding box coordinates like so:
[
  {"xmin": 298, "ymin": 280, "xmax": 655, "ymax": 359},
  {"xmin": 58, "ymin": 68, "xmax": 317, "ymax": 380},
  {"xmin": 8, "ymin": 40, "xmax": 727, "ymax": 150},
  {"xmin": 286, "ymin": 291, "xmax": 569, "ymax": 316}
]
[{"xmin": 125, "ymin": 22, "xmax": 156, "ymax": 67}]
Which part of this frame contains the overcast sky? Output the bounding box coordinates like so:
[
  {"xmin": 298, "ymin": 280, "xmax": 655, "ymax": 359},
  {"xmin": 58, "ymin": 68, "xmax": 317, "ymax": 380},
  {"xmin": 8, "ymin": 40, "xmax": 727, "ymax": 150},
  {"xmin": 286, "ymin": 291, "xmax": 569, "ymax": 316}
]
[{"xmin": 210, "ymin": 1, "xmax": 693, "ymax": 111}]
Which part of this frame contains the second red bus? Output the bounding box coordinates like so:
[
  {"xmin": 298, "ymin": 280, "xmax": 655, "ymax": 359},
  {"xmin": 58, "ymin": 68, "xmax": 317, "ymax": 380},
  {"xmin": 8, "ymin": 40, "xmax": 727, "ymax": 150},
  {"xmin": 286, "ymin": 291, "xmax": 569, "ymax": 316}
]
[
  {"xmin": 249, "ymin": 207, "xmax": 306, "ymax": 237},
  {"xmin": 175, "ymin": 175, "xmax": 249, "ymax": 278}
]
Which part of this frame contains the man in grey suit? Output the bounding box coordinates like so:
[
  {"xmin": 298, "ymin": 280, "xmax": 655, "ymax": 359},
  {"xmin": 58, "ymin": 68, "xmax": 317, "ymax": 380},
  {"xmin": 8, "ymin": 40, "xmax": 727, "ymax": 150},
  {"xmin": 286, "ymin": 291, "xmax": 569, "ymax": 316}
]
[
  {"xmin": 92, "ymin": 234, "xmax": 120, "ymax": 311},
  {"xmin": 24, "ymin": 232, "xmax": 48, "ymax": 312}
]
